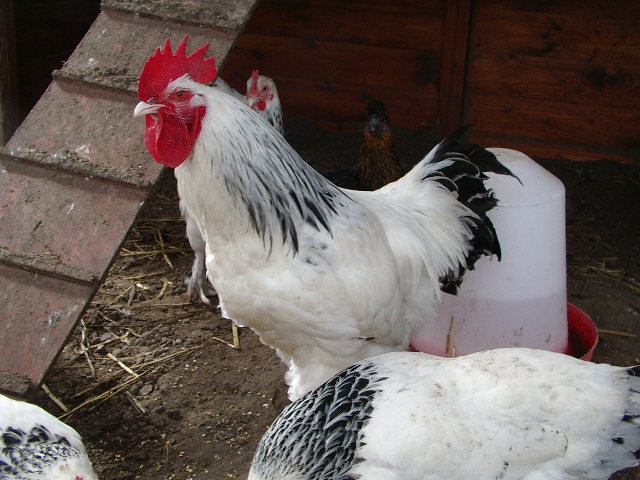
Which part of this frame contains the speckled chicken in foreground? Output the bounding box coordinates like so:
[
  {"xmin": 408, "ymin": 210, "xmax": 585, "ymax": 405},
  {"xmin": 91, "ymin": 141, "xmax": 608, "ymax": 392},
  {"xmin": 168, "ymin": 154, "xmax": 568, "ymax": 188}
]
[
  {"xmin": 250, "ymin": 349, "xmax": 640, "ymax": 480},
  {"xmin": 0, "ymin": 393, "xmax": 97, "ymax": 480},
  {"xmin": 134, "ymin": 37, "xmax": 513, "ymax": 399}
]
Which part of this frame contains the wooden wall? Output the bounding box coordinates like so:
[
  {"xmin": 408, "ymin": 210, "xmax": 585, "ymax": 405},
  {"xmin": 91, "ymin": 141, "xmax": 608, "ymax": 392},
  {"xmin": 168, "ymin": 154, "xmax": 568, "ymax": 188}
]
[
  {"xmin": 223, "ymin": 0, "xmax": 448, "ymax": 131},
  {"xmin": 466, "ymin": 0, "xmax": 640, "ymax": 163},
  {"xmin": 8, "ymin": 0, "xmax": 100, "ymax": 128},
  {"xmin": 224, "ymin": 0, "xmax": 639, "ymax": 163},
  {"xmin": 0, "ymin": 1, "xmax": 19, "ymax": 145}
]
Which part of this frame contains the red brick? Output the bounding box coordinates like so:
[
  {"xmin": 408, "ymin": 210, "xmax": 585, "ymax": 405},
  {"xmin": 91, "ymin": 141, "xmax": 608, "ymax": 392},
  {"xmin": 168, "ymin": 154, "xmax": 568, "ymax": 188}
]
[
  {"xmin": 61, "ymin": 9, "xmax": 238, "ymax": 93},
  {"xmin": 0, "ymin": 2, "xmax": 257, "ymax": 395},
  {"xmin": 5, "ymin": 78, "xmax": 162, "ymax": 188},
  {"xmin": 0, "ymin": 156, "xmax": 148, "ymax": 283},
  {"xmin": 0, "ymin": 263, "xmax": 94, "ymax": 392}
]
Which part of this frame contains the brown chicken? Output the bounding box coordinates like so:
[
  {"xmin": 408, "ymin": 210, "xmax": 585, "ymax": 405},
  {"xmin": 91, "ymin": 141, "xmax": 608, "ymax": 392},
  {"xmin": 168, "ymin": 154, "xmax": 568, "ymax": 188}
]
[
  {"xmin": 326, "ymin": 100, "xmax": 403, "ymax": 190},
  {"xmin": 356, "ymin": 100, "xmax": 403, "ymax": 189}
]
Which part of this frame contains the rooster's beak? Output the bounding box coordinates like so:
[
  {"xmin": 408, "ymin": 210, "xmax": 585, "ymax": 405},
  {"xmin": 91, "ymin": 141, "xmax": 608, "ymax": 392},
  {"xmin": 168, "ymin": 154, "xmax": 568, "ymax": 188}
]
[{"xmin": 134, "ymin": 101, "xmax": 163, "ymax": 117}]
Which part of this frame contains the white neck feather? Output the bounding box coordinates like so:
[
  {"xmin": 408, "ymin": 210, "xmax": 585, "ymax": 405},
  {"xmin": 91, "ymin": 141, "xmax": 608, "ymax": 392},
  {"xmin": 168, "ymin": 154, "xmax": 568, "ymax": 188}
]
[{"xmin": 175, "ymin": 82, "xmax": 352, "ymax": 255}]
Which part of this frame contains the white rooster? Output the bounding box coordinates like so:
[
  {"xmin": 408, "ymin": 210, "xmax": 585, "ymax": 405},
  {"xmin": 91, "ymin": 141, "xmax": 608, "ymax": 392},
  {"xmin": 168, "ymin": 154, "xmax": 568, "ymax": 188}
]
[
  {"xmin": 211, "ymin": 70, "xmax": 282, "ymax": 134},
  {"xmin": 245, "ymin": 69, "xmax": 283, "ymax": 135},
  {"xmin": 133, "ymin": 37, "xmax": 512, "ymax": 399},
  {"xmin": 250, "ymin": 349, "xmax": 640, "ymax": 480},
  {"xmin": 0, "ymin": 393, "xmax": 98, "ymax": 480}
]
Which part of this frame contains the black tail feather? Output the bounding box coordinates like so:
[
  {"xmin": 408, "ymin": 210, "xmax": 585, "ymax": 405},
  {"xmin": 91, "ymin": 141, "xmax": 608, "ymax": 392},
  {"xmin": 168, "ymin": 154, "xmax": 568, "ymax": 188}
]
[
  {"xmin": 424, "ymin": 126, "xmax": 517, "ymax": 294},
  {"xmin": 626, "ymin": 365, "xmax": 640, "ymax": 377},
  {"xmin": 440, "ymin": 125, "xmax": 520, "ymax": 182},
  {"xmin": 460, "ymin": 143, "xmax": 521, "ymax": 183}
]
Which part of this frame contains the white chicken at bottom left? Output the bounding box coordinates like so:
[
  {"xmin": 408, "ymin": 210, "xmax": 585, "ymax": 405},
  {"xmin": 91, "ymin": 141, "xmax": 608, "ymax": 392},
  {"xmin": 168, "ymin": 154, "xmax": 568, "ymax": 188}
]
[{"xmin": 0, "ymin": 393, "xmax": 98, "ymax": 480}]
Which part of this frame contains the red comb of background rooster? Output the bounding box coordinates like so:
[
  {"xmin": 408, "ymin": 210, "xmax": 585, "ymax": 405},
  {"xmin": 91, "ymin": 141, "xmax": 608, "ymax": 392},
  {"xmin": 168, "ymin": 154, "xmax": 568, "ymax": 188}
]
[
  {"xmin": 248, "ymin": 69, "xmax": 260, "ymax": 96},
  {"xmin": 138, "ymin": 36, "xmax": 217, "ymax": 101}
]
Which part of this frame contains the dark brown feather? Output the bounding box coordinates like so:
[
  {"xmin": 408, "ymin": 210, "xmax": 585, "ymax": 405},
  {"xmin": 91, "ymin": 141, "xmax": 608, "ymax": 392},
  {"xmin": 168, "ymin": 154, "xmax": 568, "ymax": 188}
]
[
  {"xmin": 356, "ymin": 128, "xmax": 403, "ymax": 190},
  {"xmin": 325, "ymin": 100, "xmax": 403, "ymax": 191}
]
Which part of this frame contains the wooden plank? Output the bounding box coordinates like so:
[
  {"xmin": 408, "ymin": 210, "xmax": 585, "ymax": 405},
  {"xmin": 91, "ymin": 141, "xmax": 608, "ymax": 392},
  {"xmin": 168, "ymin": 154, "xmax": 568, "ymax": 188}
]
[
  {"xmin": 0, "ymin": 0, "xmax": 19, "ymax": 144},
  {"xmin": 464, "ymin": 0, "xmax": 640, "ymax": 164},
  {"xmin": 0, "ymin": 2, "xmax": 258, "ymax": 395},
  {"xmin": 224, "ymin": 32, "xmax": 440, "ymax": 129},
  {"xmin": 338, "ymin": 0, "xmax": 442, "ymax": 7},
  {"xmin": 0, "ymin": 155, "xmax": 149, "ymax": 284},
  {"xmin": 223, "ymin": 0, "xmax": 448, "ymax": 130},
  {"xmin": 471, "ymin": 7, "xmax": 640, "ymax": 64},
  {"xmin": 467, "ymin": 53, "xmax": 640, "ymax": 110},
  {"xmin": 466, "ymin": 93, "xmax": 640, "ymax": 151},
  {"xmin": 438, "ymin": 0, "xmax": 472, "ymax": 136},
  {"xmin": 469, "ymin": 132, "xmax": 637, "ymax": 165},
  {"xmin": 5, "ymin": 78, "xmax": 161, "ymax": 188},
  {"xmin": 479, "ymin": 0, "xmax": 640, "ymax": 18},
  {"xmin": 227, "ymin": 33, "xmax": 441, "ymax": 91},
  {"xmin": 103, "ymin": 0, "xmax": 258, "ymax": 32},
  {"xmin": 243, "ymin": 0, "xmax": 446, "ymax": 51},
  {"xmin": 271, "ymin": 77, "xmax": 439, "ymax": 130},
  {"xmin": 63, "ymin": 8, "xmax": 238, "ymax": 93}
]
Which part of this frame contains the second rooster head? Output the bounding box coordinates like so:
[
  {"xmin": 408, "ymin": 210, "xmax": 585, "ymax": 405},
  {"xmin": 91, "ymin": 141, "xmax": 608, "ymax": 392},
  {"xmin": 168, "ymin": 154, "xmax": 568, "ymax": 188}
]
[{"xmin": 246, "ymin": 69, "xmax": 279, "ymax": 113}]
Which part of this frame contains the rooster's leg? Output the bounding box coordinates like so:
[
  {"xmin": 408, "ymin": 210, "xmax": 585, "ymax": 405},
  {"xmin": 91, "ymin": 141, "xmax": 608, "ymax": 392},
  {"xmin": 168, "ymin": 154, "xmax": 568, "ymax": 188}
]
[
  {"xmin": 184, "ymin": 214, "xmax": 217, "ymax": 309},
  {"xmin": 185, "ymin": 251, "xmax": 217, "ymax": 309}
]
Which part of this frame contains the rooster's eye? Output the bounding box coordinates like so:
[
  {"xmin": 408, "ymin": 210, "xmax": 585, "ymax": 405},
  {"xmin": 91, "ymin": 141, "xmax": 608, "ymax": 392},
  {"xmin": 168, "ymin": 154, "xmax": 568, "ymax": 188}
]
[{"xmin": 174, "ymin": 90, "xmax": 187, "ymax": 100}]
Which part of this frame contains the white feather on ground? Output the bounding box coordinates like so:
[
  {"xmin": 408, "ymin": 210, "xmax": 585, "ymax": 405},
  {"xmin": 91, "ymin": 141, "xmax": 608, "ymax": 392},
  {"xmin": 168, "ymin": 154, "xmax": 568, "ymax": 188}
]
[{"xmin": 249, "ymin": 348, "xmax": 640, "ymax": 480}]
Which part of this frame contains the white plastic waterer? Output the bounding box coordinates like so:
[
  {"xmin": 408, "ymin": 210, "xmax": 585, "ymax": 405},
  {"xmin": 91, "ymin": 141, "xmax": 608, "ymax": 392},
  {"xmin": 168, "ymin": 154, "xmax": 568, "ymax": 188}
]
[{"xmin": 410, "ymin": 148, "xmax": 569, "ymax": 356}]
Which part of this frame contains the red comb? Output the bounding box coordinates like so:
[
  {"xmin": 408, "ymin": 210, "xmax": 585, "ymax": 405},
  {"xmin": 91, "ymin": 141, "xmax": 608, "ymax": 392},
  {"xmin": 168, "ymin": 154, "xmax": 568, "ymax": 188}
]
[
  {"xmin": 138, "ymin": 36, "xmax": 217, "ymax": 100},
  {"xmin": 249, "ymin": 69, "xmax": 260, "ymax": 96}
]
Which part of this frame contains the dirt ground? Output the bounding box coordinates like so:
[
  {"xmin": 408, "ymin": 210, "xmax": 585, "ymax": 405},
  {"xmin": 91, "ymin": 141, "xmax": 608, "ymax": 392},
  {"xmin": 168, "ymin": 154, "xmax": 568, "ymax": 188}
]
[{"xmin": 33, "ymin": 119, "xmax": 639, "ymax": 480}]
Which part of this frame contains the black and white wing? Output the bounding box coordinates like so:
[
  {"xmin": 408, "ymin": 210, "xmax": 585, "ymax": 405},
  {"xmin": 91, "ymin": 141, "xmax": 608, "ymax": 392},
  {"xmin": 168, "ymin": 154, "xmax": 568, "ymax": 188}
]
[{"xmin": 0, "ymin": 394, "xmax": 97, "ymax": 480}]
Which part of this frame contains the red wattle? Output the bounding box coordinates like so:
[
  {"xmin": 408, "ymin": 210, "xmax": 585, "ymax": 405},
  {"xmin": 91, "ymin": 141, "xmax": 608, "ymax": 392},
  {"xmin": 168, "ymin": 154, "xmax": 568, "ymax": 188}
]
[{"xmin": 142, "ymin": 106, "xmax": 205, "ymax": 168}]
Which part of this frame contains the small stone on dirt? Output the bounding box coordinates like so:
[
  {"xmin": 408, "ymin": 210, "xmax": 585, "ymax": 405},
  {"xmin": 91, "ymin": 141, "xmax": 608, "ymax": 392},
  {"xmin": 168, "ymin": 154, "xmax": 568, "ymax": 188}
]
[{"xmin": 139, "ymin": 384, "xmax": 154, "ymax": 396}]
